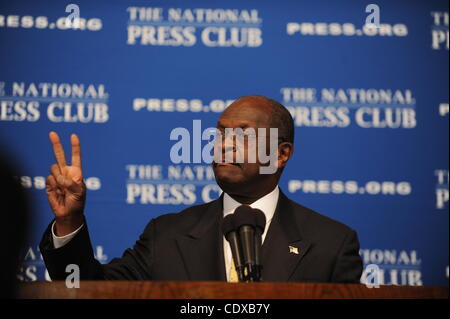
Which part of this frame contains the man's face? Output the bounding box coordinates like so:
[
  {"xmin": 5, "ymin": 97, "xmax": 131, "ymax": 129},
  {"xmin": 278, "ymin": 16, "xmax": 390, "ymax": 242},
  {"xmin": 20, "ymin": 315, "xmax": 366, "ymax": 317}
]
[{"xmin": 212, "ymin": 97, "xmax": 276, "ymax": 196}]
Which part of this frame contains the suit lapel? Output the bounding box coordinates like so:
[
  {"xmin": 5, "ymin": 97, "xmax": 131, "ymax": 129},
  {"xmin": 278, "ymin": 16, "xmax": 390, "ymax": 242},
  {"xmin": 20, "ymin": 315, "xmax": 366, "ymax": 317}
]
[
  {"xmin": 262, "ymin": 191, "xmax": 311, "ymax": 281},
  {"xmin": 175, "ymin": 191, "xmax": 312, "ymax": 282},
  {"xmin": 175, "ymin": 197, "xmax": 226, "ymax": 281}
]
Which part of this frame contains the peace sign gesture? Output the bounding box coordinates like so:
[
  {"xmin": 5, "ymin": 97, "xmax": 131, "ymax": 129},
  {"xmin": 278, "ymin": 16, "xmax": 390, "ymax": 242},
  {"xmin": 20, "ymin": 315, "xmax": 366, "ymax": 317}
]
[{"xmin": 46, "ymin": 132, "xmax": 86, "ymax": 236}]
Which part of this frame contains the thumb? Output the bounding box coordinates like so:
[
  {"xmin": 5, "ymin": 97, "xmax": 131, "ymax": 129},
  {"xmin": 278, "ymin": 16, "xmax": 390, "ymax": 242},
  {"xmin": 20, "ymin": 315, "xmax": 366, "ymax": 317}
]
[
  {"xmin": 66, "ymin": 178, "xmax": 85, "ymax": 195},
  {"xmin": 57, "ymin": 175, "xmax": 84, "ymax": 195}
]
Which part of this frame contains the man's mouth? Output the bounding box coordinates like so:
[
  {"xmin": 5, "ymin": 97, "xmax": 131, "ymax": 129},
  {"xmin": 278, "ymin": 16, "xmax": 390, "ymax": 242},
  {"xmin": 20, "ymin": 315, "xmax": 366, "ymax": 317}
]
[{"xmin": 213, "ymin": 161, "xmax": 241, "ymax": 168}]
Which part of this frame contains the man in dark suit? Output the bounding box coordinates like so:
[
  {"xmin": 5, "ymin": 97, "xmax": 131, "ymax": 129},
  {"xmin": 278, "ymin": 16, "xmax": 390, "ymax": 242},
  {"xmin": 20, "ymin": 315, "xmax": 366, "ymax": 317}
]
[{"xmin": 40, "ymin": 95, "xmax": 363, "ymax": 282}]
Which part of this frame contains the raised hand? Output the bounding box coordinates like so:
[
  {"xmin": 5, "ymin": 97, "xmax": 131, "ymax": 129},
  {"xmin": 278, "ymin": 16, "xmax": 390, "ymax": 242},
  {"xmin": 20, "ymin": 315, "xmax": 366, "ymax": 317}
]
[{"xmin": 46, "ymin": 132, "xmax": 86, "ymax": 236}]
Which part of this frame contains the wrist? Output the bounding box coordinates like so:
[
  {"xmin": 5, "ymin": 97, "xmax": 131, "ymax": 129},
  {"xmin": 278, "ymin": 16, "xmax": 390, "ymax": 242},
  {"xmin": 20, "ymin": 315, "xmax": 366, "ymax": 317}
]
[{"xmin": 55, "ymin": 214, "xmax": 84, "ymax": 236}]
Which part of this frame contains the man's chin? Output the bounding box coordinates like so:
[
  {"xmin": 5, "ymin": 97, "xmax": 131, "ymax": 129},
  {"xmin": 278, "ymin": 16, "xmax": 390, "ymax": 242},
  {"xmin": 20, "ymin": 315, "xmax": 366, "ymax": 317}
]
[
  {"xmin": 214, "ymin": 173, "xmax": 245, "ymax": 191},
  {"xmin": 215, "ymin": 173, "xmax": 242, "ymax": 184},
  {"xmin": 213, "ymin": 163, "xmax": 250, "ymax": 192}
]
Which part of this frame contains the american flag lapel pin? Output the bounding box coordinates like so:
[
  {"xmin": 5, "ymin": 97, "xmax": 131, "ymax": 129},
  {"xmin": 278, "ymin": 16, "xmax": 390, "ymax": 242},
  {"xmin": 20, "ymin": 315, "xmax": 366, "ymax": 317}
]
[{"xmin": 289, "ymin": 245, "xmax": 299, "ymax": 255}]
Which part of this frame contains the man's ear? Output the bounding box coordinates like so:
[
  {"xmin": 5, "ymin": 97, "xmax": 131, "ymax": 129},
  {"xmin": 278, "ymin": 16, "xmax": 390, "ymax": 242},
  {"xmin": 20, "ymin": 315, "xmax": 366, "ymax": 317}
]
[{"xmin": 277, "ymin": 142, "xmax": 294, "ymax": 169}]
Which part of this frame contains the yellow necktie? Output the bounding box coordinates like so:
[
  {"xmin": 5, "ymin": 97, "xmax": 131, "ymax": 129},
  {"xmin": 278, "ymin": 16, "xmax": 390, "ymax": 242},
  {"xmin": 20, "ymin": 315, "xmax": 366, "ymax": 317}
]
[{"xmin": 229, "ymin": 257, "xmax": 239, "ymax": 283}]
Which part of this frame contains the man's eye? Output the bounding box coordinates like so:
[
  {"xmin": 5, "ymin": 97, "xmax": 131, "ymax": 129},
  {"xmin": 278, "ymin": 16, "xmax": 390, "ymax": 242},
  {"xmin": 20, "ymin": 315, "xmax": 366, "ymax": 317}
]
[{"xmin": 240, "ymin": 131, "xmax": 256, "ymax": 137}]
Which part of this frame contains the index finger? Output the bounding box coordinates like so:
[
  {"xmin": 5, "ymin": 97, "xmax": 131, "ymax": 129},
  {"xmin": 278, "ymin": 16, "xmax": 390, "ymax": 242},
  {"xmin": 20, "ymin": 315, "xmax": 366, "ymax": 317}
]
[
  {"xmin": 49, "ymin": 131, "xmax": 67, "ymax": 170},
  {"xmin": 71, "ymin": 133, "xmax": 82, "ymax": 168}
]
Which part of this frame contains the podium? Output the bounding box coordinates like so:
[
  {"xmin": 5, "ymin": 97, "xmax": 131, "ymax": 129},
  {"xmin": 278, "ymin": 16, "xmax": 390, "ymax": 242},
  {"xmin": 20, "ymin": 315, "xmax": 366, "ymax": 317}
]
[{"xmin": 19, "ymin": 281, "xmax": 448, "ymax": 299}]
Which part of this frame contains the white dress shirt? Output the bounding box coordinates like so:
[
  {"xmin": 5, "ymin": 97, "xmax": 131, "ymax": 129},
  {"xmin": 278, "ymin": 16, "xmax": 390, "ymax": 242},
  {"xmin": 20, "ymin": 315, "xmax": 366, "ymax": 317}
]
[
  {"xmin": 52, "ymin": 221, "xmax": 84, "ymax": 249},
  {"xmin": 52, "ymin": 185, "xmax": 280, "ymax": 281}
]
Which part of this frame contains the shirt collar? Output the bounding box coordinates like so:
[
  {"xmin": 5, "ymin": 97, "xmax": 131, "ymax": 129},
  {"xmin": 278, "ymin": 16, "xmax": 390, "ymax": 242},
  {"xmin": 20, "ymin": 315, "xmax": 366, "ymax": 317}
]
[{"xmin": 223, "ymin": 186, "xmax": 279, "ymax": 225}]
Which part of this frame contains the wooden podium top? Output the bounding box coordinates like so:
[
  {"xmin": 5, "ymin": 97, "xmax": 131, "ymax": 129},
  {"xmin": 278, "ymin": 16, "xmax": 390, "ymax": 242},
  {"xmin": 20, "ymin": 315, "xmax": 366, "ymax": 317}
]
[{"xmin": 19, "ymin": 281, "xmax": 448, "ymax": 299}]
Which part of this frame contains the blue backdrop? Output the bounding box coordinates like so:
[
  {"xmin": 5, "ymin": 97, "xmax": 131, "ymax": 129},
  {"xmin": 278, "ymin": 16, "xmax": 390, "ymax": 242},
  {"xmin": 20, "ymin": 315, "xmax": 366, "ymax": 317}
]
[{"xmin": 0, "ymin": 0, "xmax": 448, "ymax": 286}]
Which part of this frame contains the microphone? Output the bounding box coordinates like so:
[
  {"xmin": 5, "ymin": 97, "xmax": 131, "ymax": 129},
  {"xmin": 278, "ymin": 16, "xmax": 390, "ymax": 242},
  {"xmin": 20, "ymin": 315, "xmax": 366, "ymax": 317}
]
[
  {"xmin": 253, "ymin": 209, "xmax": 266, "ymax": 281},
  {"xmin": 234, "ymin": 205, "xmax": 256, "ymax": 281},
  {"xmin": 221, "ymin": 214, "xmax": 245, "ymax": 282},
  {"xmin": 234, "ymin": 205, "xmax": 266, "ymax": 282}
]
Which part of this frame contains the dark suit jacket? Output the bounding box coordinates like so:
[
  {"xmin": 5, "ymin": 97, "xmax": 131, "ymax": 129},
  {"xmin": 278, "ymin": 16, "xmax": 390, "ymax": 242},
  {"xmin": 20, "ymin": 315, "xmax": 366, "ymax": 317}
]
[{"xmin": 40, "ymin": 191, "xmax": 363, "ymax": 282}]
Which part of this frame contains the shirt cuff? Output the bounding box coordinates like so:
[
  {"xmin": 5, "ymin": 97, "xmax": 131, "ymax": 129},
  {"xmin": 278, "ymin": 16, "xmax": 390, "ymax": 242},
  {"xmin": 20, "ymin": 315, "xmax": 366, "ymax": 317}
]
[{"xmin": 51, "ymin": 221, "xmax": 84, "ymax": 249}]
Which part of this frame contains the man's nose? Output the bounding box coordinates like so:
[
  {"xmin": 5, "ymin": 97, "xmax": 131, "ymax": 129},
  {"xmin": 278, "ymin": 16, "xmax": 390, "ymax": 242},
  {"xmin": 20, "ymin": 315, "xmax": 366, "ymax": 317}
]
[
  {"xmin": 222, "ymin": 133, "xmax": 236, "ymax": 153},
  {"xmin": 214, "ymin": 132, "xmax": 236, "ymax": 162}
]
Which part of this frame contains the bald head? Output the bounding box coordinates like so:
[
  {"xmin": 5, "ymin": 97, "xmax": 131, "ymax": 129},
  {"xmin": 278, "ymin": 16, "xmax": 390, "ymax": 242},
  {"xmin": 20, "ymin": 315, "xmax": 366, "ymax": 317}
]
[{"xmin": 225, "ymin": 95, "xmax": 295, "ymax": 144}]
